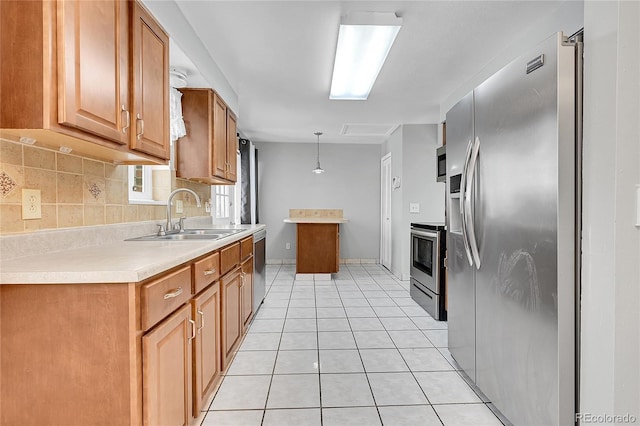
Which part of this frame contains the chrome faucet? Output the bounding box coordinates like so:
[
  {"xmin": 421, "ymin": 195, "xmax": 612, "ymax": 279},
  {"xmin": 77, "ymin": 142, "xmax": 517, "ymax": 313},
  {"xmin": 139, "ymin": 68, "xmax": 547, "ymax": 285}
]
[{"xmin": 164, "ymin": 188, "xmax": 202, "ymax": 234}]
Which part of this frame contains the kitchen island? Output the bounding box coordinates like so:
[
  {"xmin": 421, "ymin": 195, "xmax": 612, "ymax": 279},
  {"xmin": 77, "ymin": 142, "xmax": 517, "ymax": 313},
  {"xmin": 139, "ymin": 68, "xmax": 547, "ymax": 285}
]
[{"xmin": 283, "ymin": 209, "xmax": 348, "ymax": 276}]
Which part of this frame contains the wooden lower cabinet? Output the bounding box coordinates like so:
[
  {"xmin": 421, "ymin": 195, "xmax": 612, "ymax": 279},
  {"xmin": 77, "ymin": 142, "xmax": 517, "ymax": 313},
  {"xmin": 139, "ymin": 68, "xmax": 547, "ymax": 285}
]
[
  {"xmin": 192, "ymin": 283, "xmax": 221, "ymax": 414},
  {"xmin": 143, "ymin": 303, "xmax": 194, "ymax": 426},
  {"xmin": 241, "ymin": 256, "xmax": 254, "ymax": 331},
  {"xmin": 221, "ymin": 268, "xmax": 242, "ymax": 370}
]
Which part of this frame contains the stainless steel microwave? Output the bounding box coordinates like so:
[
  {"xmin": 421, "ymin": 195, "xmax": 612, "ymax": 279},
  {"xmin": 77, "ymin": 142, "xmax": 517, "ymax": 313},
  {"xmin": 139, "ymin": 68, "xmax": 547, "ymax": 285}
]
[{"xmin": 436, "ymin": 145, "xmax": 446, "ymax": 183}]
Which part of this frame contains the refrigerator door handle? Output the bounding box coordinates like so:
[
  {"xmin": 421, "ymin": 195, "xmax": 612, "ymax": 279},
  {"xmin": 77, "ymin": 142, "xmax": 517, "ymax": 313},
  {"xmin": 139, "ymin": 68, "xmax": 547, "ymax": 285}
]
[
  {"xmin": 465, "ymin": 136, "xmax": 482, "ymax": 269},
  {"xmin": 460, "ymin": 139, "xmax": 474, "ymax": 266}
]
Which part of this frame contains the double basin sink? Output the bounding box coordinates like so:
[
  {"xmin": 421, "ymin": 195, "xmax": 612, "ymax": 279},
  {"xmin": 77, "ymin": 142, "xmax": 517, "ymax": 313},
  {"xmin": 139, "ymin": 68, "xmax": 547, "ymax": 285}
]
[{"xmin": 128, "ymin": 228, "xmax": 243, "ymax": 241}]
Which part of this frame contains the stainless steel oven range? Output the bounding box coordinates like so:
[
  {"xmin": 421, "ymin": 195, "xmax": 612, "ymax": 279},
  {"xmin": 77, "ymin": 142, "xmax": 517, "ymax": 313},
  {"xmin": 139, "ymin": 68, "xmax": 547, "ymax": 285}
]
[{"xmin": 410, "ymin": 222, "xmax": 446, "ymax": 320}]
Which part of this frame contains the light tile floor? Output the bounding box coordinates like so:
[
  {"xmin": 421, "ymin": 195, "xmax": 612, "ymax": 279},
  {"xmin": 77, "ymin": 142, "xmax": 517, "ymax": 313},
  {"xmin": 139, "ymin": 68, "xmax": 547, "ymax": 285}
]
[{"xmin": 202, "ymin": 264, "xmax": 504, "ymax": 426}]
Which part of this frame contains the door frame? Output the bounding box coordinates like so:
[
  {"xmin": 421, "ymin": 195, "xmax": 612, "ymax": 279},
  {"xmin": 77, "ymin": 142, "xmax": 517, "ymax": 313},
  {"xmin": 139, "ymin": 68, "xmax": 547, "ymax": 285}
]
[{"xmin": 380, "ymin": 153, "xmax": 392, "ymax": 268}]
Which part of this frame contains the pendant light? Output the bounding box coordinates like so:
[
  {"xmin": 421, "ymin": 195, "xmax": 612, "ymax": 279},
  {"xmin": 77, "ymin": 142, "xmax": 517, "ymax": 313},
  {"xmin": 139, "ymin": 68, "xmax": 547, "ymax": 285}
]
[{"xmin": 312, "ymin": 131, "xmax": 325, "ymax": 174}]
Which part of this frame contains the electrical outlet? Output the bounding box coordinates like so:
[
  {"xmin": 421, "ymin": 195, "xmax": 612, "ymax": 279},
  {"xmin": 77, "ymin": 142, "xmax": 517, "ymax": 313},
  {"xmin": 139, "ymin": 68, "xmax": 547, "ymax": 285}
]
[
  {"xmin": 204, "ymin": 201, "xmax": 211, "ymax": 213},
  {"xmin": 22, "ymin": 189, "xmax": 42, "ymax": 220},
  {"xmin": 286, "ymin": 243, "xmax": 291, "ymax": 250},
  {"xmin": 410, "ymin": 203, "xmax": 420, "ymax": 213},
  {"xmin": 175, "ymin": 199, "xmax": 184, "ymax": 214}
]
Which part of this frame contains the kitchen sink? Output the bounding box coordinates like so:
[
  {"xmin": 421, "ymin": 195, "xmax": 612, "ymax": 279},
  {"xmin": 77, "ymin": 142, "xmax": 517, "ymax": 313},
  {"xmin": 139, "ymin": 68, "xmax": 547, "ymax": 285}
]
[{"xmin": 127, "ymin": 228, "xmax": 243, "ymax": 241}]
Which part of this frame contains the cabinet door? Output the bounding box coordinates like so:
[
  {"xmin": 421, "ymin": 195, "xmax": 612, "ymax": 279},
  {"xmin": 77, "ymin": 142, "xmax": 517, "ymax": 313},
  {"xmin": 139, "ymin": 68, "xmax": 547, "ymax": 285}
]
[
  {"xmin": 57, "ymin": 0, "xmax": 129, "ymax": 145},
  {"xmin": 192, "ymin": 283, "xmax": 221, "ymax": 414},
  {"xmin": 143, "ymin": 303, "xmax": 194, "ymax": 426},
  {"xmin": 241, "ymin": 257, "xmax": 254, "ymax": 330},
  {"xmin": 212, "ymin": 94, "xmax": 228, "ymax": 179},
  {"xmin": 226, "ymin": 109, "xmax": 238, "ymax": 182},
  {"xmin": 221, "ymin": 268, "xmax": 241, "ymax": 369},
  {"xmin": 131, "ymin": 1, "xmax": 170, "ymax": 159}
]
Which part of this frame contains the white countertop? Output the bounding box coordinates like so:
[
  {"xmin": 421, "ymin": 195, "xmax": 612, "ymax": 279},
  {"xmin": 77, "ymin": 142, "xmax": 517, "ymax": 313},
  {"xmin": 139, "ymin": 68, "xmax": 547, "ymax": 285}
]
[
  {"xmin": 0, "ymin": 224, "xmax": 265, "ymax": 285},
  {"xmin": 283, "ymin": 218, "xmax": 349, "ymax": 224}
]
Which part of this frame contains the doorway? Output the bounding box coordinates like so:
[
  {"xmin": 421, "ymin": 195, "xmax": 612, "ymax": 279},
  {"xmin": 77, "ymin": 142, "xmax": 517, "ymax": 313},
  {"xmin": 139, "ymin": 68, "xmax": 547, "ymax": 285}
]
[{"xmin": 380, "ymin": 153, "xmax": 392, "ymax": 269}]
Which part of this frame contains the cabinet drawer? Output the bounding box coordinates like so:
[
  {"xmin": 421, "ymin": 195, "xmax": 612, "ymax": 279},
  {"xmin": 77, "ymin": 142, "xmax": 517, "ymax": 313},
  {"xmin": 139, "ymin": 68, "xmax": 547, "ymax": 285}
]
[
  {"xmin": 141, "ymin": 266, "xmax": 192, "ymax": 331},
  {"xmin": 193, "ymin": 251, "xmax": 220, "ymax": 294},
  {"xmin": 220, "ymin": 242, "xmax": 240, "ymax": 276},
  {"xmin": 240, "ymin": 236, "xmax": 253, "ymax": 261}
]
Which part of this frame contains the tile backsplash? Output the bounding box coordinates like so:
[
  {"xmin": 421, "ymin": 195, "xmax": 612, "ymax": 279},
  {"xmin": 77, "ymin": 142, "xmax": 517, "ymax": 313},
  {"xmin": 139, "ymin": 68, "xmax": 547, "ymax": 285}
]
[{"xmin": 0, "ymin": 139, "xmax": 211, "ymax": 234}]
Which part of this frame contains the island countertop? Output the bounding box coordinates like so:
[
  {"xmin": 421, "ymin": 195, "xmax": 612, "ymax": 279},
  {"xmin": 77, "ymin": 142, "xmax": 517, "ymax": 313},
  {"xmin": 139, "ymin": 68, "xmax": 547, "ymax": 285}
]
[{"xmin": 283, "ymin": 218, "xmax": 349, "ymax": 223}]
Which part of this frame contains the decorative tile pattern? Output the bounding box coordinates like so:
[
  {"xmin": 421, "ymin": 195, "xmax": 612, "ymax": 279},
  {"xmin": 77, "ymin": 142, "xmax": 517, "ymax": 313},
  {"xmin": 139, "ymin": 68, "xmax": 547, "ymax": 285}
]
[
  {"xmin": 87, "ymin": 183, "xmax": 102, "ymax": 200},
  {"xmin": 0, "ymin": 171, "xmax": 17, "ymax": 198}
]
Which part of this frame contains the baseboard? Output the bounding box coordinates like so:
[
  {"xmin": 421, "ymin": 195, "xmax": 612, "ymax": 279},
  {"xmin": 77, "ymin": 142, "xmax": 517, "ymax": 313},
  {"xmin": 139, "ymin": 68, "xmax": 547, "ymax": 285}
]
[{"xmin": 267, "ymin": 258, "xmax": 380, "ymax": 265}]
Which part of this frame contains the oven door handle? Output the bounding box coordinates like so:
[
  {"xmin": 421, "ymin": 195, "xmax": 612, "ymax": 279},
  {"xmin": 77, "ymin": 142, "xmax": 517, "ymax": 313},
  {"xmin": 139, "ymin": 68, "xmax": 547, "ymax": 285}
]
[
  {"xmin": 410, "ymin": 229, "xmax": 438, "ymax": 239},
  {"xmin": 465, "ymin": 136, "xmax": 482, "ymax": 269},
  {"xmin": 460, "ymin": 138, "xmax": 474, "ymax": 266}
]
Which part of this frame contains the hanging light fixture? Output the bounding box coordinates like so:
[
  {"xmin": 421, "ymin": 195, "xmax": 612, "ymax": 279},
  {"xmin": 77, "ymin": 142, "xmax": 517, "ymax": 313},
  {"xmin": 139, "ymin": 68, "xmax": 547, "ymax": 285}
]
[{"xmin": 312, "ymin": 132, "xmax": 325, "ymax": 174}]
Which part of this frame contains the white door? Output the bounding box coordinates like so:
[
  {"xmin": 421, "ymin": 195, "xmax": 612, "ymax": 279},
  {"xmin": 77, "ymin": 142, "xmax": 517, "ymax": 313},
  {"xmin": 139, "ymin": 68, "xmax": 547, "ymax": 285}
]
[{"xmin": 380, "ymin": 153, "xmax": 392, "ymax": 269}]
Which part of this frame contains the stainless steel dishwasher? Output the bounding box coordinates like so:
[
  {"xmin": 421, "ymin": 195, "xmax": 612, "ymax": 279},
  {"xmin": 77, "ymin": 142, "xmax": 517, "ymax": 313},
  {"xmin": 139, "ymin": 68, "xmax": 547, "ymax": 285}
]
[{"xmin": 252, "ymin": 229, "xmax": 266, "ymax": 314}]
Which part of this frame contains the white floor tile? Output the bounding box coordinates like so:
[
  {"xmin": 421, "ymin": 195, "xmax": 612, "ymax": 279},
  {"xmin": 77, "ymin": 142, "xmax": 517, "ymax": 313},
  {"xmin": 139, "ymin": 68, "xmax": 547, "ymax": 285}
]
[
  {"xmin": 262, "ymin": 408, "xmax": 321, "ymax": 426},
  {"xmin": 373, "ymin": 306, "xmax": 407, "ymax": 317},
  {"xmin": 226, "ymin": 351, "xmax": 277, "ymax": 375},
  {"xmin": 286, "ymin": 307, "xmax": 317, "ymax": 318},
  {"xmin": 202, "ymin": 409, "xmax": 264, "ymax": 426},
  {"xmin": 359, "ymin": 348, "xmax": 409, "ymax": 372},
  {"xmin": 239, "ymin": 333, "xmax": 281, "ymax": 351},
  {"xmin": 388, "ymin": 330, "xmax": 434, "ymax": 348},
  {"xmin": 322, "ymin": 407, "xmax": 382, "ymax": 426},
  {"xmin": 345, "ymin": 307, "xmax": 377, "ymax": 317},
  {"xmin": 248, "ymin": 319, "xmax": 285, "ymax": 333},
  {"xmin": 423, "ymin": 329, "xmax": 448, "ymax": 347},
  {"xmin": 210, "ymin": 375, "xmax": 271, "ymax": 410},
  {"xmin": 320, "ymin": 373, "xmax": 375, "ymax": 407},
  {"xmin": 399, "ymin": 348, "xmax": 454, "ymax": 372},
  {"xmin": 380, "ymin": 317, "xmax": 419, "ymax": 331},
  {"xmin": 437, "ymin": 348, "xmax": 462, "ymax": 370},
  {"xmin": 414, "ymin": 371, "xmax": 482, "ymax": 404},
  {"xmin": 434, "ymin": 403, "xmax": 503, "ymax": 426},
  {"xmin": 279, "ymin": 332, "xmax": 317, "ymax": 350},
  {"xmin": 348, "ymin": 317, "xmax": 385, "ymax": 331},
  {"xmin": 266, "ymin": 374, "xmax": 320, "ymax": 408},
  {"xmin": 378, "ymin": 405, "xmax": 442, "ymax": 426},
  {"xmin": 367, "ymin": 372, "xmax": 428, "ymax": 406},
  {"xmin": 318, "ymin": 331, "xmax": 357, "ymax": 349},
  {"xmin": 319, "ymin": 349, "xmax": 364, "ymax": 373},
  {"xmin": 317, "ymin": 318, "xmax": 351, "ymax": 331},
  {"xmin": 412, "ymin": 316, "xmax": 448, "ymax": 330},
  {"xmin": 315, "ymin": 297, "xmax": 343, "ymax": 307},
  {"xmin": 316, "ymin": 307, "xmax": 347, "ymax": 318},
  {"xmin": 341, "ymin": 298, "xmax": 370, "ymax": 307},
  {"xmin": 367, "ymin": 297, "xmax": 397, "ymax": 307},
  {"xmin": 400, "ymin": 306, "xmax": 430, "ymax": 317},
  {"xmin": 273, "ymin": 350, "xmax": 319, "ymax": 374},
  {"xmin": 255, "ymin": 307, "xmax": 288, "ymax": 319},
  {"xmin": 353, "ymin": 331, "xmax": 395, "ymax": 349},
  {"xmin": 283, "ymin": 318, "xmax": 317, "ymax": 332},
  {"xmin": 288, "ymin": 298, "xmax": 316, "ymax": 308}
]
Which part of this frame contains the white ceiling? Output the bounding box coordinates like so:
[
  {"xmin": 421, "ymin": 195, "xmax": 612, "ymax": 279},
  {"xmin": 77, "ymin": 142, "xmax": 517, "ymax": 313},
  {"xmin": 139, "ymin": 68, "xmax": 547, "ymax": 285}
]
[{"xmin": 171, "ymin": 1, "xmax": 566, "ymax": 144}]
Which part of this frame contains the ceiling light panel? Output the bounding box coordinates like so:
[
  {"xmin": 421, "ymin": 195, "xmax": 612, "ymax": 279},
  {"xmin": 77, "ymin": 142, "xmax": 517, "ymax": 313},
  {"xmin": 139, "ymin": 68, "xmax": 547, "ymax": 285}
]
[{"xmin": 330, "ymin": 12, "xmax": 402, "ymax": 100}]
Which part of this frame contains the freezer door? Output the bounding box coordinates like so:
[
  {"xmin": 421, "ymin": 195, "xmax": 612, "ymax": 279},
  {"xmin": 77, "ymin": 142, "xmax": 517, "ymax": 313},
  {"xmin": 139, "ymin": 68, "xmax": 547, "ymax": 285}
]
[
  {"xmin": 473, "ymin": 33, "xmax": 575, "ymax": 425},
  {"xmin": 445, "ymin": 91, "xmax": 476, "ymax": 383}
]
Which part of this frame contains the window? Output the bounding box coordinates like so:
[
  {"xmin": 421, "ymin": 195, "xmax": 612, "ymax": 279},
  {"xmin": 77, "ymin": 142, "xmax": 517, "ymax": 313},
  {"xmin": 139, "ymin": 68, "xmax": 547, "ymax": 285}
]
[
  {"xmin": 213, "ymin": 185, "xmax": 231, "ymax": 220},
  {"xmin": 127, "ymin": 165, "xmax": 170, "ymax": 204}
]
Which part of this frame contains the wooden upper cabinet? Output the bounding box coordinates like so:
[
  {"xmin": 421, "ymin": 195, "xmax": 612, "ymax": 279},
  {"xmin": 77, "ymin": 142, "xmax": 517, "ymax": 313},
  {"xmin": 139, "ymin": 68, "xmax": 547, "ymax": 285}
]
[
  {"xmin": 130, "ymin": 1, "xmax": 170, "ymax": 160},
  {"xmin": 177, "ymin": 88, "xmax": 237, "ymax": 184},
  {"xmin": 57, "ymin": 0, "xmax": 129, "ymax": 145},
  {"xmin": 0, "ymin": 0, "xmax": 169, "ymax": 164},
  {"xmin": 226, "ymin": 109, "xmax": 238, "ymax": 182}
]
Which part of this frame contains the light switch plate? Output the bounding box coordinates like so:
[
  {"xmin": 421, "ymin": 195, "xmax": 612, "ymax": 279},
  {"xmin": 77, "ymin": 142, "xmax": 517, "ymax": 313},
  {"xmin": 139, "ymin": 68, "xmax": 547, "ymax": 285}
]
[
  {"xmin": 410, "ymin": 202, "xmax": 420, "ymax": 213},
  {"xmin": 22, "ymin": 189, "xmax": 42, "ymax": 220},
  {"xmin": 175, "ymin": 199, "xmax": 184, "ymax": 214}
]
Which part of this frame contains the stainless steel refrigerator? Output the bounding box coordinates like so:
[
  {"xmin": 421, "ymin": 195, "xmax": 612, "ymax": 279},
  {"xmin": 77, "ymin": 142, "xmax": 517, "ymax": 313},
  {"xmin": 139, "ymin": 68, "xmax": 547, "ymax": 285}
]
[{"xmin": 446, "ymin": 32, "xmax": 581, "ymax": 425}]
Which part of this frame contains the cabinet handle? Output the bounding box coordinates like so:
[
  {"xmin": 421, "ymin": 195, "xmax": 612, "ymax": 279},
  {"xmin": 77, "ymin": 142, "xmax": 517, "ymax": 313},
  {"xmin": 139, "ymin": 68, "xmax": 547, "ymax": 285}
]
[
  {"xmin": 163, "ymin": 287, "xmax": 183, "ymax": 299},
  {"xmin": 188, "ymin": 319, "xmax": 196, "ymax": 341},
  {"xmin": 197, "ymin": 309, "xmax": 205, "ymax": 334},
  {"xmin": 240, "ymin": 272, "xmax": 245, "ymax": 286},
  {"xmin": 203, "ymin": 268, "xmax": 216, "ymax": 276},
  {"xmin": 136, "ymin": 113, "xmax": 144, "ymax": 140},
  {"xmin": 121, "ymin": 105, "xmax": 130, "ymax": 134}
]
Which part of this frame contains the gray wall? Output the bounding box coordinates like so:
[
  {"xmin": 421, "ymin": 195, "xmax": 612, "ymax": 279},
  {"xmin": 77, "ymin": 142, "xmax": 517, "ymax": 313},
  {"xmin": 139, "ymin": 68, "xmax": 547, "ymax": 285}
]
[
  {"xmin": 255, "ymin": 142, "xmax": 381, "ymax": 261},
  {"xmin": 384, "ymin": 124, "xmax": 444, "ymax": 279}
]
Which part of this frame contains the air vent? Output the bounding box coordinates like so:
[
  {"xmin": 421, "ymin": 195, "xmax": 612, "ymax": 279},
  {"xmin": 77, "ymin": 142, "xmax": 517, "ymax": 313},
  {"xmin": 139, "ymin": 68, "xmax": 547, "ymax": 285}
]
[{"xmin": 340, "ymin": 123, "xmax": 399, "ymax": 137}]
